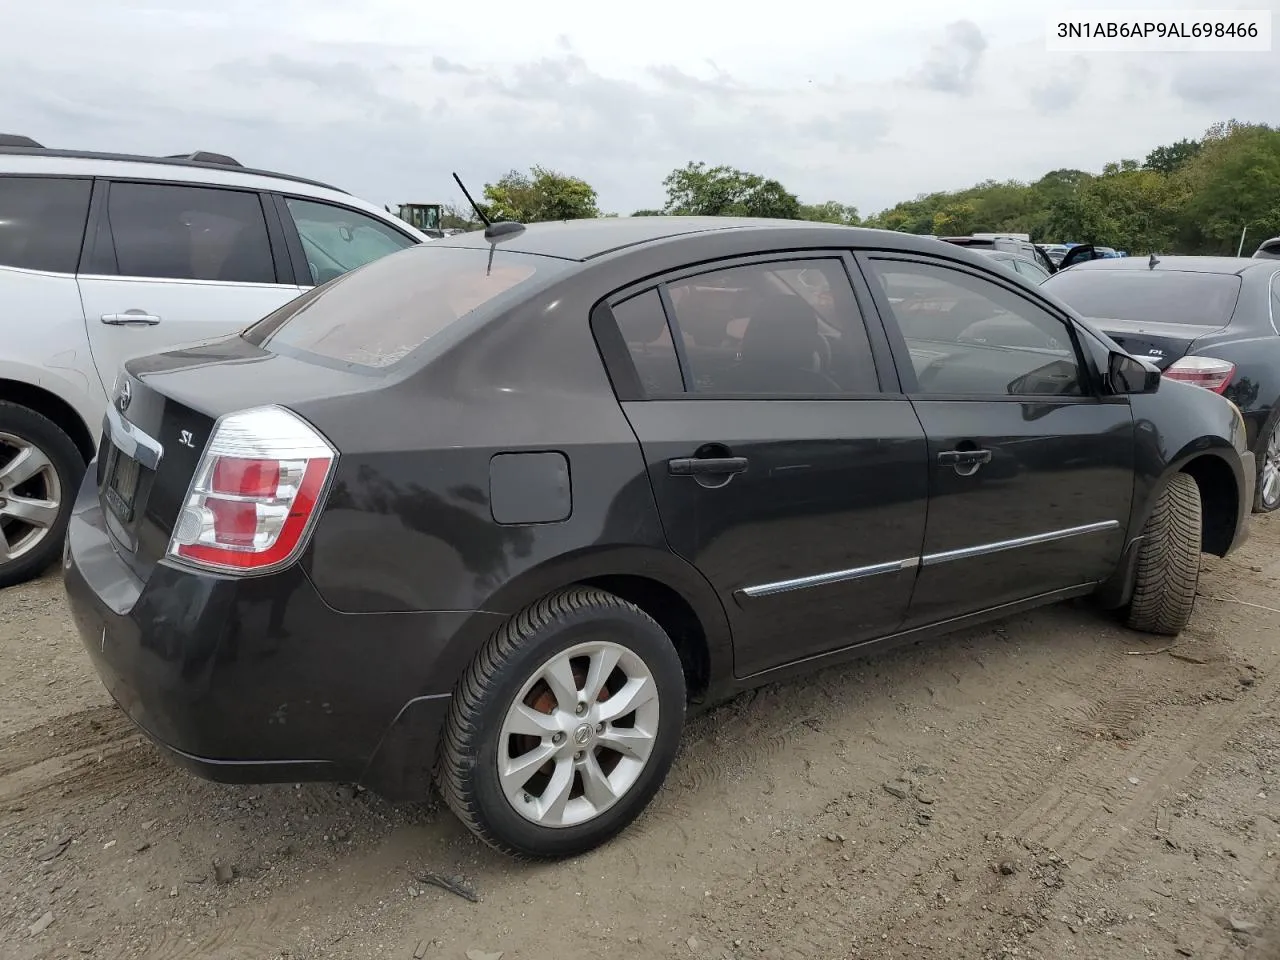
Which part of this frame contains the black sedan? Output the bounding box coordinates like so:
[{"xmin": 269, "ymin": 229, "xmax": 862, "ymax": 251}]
[
  {"xmin": 64, "ymin": 218, "xmax": 1254, "ymax": 859},
  {"xmin": 1043, "ymin": 255, "xmax": 1280, "ymax": 512}
]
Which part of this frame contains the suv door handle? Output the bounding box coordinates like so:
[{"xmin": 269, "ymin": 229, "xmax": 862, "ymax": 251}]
[
  {"xmin": 101, "ymin": 311, "xmax": 161, "ymax": 326},
  {"xmin": 668, "ymin": 456, "xmax": 749, "ymax": 477}
]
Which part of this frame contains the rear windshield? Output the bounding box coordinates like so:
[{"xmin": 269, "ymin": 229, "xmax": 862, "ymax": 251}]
[
  {"xmin": 247, "ymin": 245, "xmax": 565, "ymax": 370},
  {"xmin": 1045, "ymin": 269, "xmax": 1242, "ymax": 327}
]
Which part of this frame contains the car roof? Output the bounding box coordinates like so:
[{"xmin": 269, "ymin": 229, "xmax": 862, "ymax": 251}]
[
  {"xmin": 429, "ymin": 216, "xmax": 950, "ymax": 263},
  {"xmin": 0, "ymin": 144, "xmax": 345, "ymax": 194},
  {"xmin": 0, "ymin": 145, "xmax": 424, "ymax": 235},
  {"xmin": 1063, "ymin": 255, "xmax": 1270, "ymax": 277}
]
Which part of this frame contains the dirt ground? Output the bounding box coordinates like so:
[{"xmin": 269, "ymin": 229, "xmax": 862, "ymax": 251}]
[{"xmin": 3, "ymin": 521, "xmax": 1280, "ymax": 960}]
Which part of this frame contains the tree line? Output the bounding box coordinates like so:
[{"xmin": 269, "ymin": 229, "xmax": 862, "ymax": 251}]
[{"xmin": 440, "ymin": 119, "xmax": 1280, "ymax": 256}]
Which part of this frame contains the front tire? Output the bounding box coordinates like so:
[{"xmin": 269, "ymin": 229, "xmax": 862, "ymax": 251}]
[
  {"xmin": 438, "ymin": 587, "xmax": 686, "ymax": 859},
  {"xmin": 1125, "ymin": 472, "xmax": 1202, "ymax": 636},
  {"xmin": 0, "ymin": 403, "xmax": 85, "ymax": 589}
]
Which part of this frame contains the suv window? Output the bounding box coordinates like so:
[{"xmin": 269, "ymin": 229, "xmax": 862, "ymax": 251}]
[
  {"xmin": 665, "ymin": 259, "xmax": 879, "ymax": 395},
  {"xmin": 107, "ymin": 182, "xmax": 276, "ymax": 284},
  {"xmin": 284, "ymin": 197, "xmax": 417, "ymax": 285},
  {"xmin": 0, "ymin": 176, "xmax": 91, "ymax": 274},
  {"xmin": 868, "ymin": 258, "xmax": 1083, "ymax": 397},
  {"xmin": 612, "ymin": 289, "xmax": 684, "ymax": 395}
]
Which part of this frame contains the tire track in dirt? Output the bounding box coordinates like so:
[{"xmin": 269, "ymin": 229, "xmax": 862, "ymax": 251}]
[
  {"xmin": 680, "ymin": 608, "xmax": 1145, "ymax": 955},
  {"xmin": 0, "ymin": 703, "xmax": 132, "ymax": 777}
]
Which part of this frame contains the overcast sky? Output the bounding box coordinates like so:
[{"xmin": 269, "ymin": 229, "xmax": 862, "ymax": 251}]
[{"xmin": 6, "ymin": 0, "xmax": 1277, "ymax": 216}]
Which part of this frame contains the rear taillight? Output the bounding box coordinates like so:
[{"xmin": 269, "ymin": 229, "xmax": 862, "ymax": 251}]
[
  {"xmin": 1162, "ymin": 356, "xmax": 1235, "ymax": 394},
  {"xmin": 167, "ymin": 406, "xmax": 336, "ymax": 574}
]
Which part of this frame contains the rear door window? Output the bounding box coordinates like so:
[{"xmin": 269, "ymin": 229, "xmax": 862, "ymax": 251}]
[
  {"xmin": 612, "ymin": 289, "xmax": 685, "ymax": 395},
  {"xmin": 664, "ymin": 258, "xmax": 880, "ymax": 396},
  {"xmin": 106, "ymin": 182, "xmax": 277, "ymax": 284},
  {"xmin": 0, "ymin": 176, "xmax": 91, "ymax": 273},
  {"xmin": 284, "ymin": 197, "xmax": 417, "ymax": 285},
  {"xmin": 253, "ymin": 245, "xmax": 564, "ymax": 370}
]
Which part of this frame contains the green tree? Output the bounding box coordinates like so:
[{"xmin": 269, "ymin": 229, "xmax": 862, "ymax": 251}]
[
  {"xmin": 440, "ymin": 202, "xmax": 480, "ymax": 231},
  {"xmin": 631, "ymin": 208, "xmax": 665, "ymax": 217},
  {"xmin": 662, "ymin": 162, "xmax": 801, "ymax": 219},
  {"xmin": 1177, "ymin": 121, "xmax": 1280, "ymax": 253},
  {"xmin": 482, "ymin": 166, "xmax": 600, "ymax": 223},
  {"xmin": 798, "ymin": 201, "xmax": 861, "ymax": 225},
  {"xmin": 1144, "ymin": 138, "xmax": 1202, "ymax": 175}
]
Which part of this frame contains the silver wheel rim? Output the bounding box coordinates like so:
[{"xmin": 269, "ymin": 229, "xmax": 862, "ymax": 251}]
[
  {"xmin": 0, "ymin": 432, "xmax": 62, "ymax": 564},
  {"xmin": 498, "ymin": 640, "xmax": 660, "ymax": 828},
  {"xmin": 1264, "ymin": 424, "xmax": 1280, "ymax": 508},
  {"xmin": 1259, "ymin": 422, "xmax": 1280, "ymax": 506}
]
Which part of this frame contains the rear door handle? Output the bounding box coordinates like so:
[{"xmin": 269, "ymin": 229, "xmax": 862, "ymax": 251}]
[
  {"xmin": 101, "ymin": 311, "xmax": 161, "ymax": 326},
  {"xmin": 668, "ymin": 456, "xmax": 749, "ymax": 477}
]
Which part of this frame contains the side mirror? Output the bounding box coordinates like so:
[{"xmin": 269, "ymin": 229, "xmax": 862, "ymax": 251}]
[{"xmin": 1107, "ymin": 351, "xmax": 1161, "ymax": 395}]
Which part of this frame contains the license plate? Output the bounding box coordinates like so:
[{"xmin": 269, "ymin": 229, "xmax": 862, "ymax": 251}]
[{"xmin": 103, "ymin": 446, "xmax": 140, "ymax": 521}]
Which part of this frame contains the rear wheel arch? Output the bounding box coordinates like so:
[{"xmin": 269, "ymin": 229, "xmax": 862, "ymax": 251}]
[
  {"xmin": 471, "ymin": 546, "xmax": 732, "ymax": 701},
  {"xmin": 0, "ymin": 378, "xmax": 96, "ymax": 463}
]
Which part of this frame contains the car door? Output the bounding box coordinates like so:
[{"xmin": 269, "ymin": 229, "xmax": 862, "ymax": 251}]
[
  {"xmin": 600, "ymin": 253, "xmax": 930, "ymax": 678},
  {"xmin": 858, "ymin": 253, "xmax": 1134, "ymax": 627},
  {"xmin": 76, "ymin": 180, "xmax": 303, "ymax": 395},
  {"xmin": 274, "ymin": 195, "xmax": 419, "ymax": 287}
]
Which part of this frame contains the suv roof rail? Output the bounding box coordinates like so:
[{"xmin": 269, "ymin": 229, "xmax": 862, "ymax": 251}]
[
  {"xmin": 0, "ymin": 134, "xmax": 43, "ymax": 148},
  {"xmin": 0, "ymin": 144, "xmax": 347, "ymax": 195},
  {"xmin": 162, "ymin": 151, "xmax": 243, "ymax": 167}
]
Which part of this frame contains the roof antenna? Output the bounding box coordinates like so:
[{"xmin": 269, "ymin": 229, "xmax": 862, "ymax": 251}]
[
  {"xmin": 452, "ymin": 171, "xmax": 526, "ymax": 245},
  {"xmin": 452, "ymin": 172, "xmax": 491, "ymax": 228},
  {"xmin": 1148, "ymin": 251, "xmax": 1160, "ymax": 270}
]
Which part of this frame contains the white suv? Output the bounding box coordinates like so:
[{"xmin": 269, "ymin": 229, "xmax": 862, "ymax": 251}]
[{"xmin": 0, "ymin": 137, "xmax": 430, "ymax": 586}]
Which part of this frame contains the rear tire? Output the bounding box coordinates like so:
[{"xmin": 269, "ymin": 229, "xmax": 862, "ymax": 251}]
[
  {"xmin": 0, "ymin": 402, "xmax": 85, "ymax": 589},
  {"xmin": 437, "ymin": 586, "xmax": 686, "ymax": 860},
  {"xmin": 1124, "ymin": 472, "xmax": 1202, "ymax": 636}
]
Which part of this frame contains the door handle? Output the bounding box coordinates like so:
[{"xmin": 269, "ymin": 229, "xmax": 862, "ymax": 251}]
[
  {"xmin": 101, "ymin": 311, "xmax": 161, "ymax": 326},
  {"xmin": 937, "ymin": 449, "xmax": 991, "ymax": 466},
  {"xmin": 668, "ymin": 456, "xmax": 749, "ymax": 477},
  {"xmin": 938, "ymin": 447, "xmax": 992, "ymax": 477}
]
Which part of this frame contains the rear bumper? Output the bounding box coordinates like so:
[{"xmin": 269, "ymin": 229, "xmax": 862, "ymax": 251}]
[{"xmin": 63, "ymin": 468, "xmax": 504, "ymax": 800}]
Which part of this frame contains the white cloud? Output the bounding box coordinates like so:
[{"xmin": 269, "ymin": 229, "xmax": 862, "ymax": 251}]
[{"xmin": 5, "ymin": 0, "xmax": 1276, "ymax": 216}]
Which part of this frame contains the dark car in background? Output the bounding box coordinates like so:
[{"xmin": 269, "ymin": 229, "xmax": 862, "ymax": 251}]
[
  {"xmin": 1043, "ymin": 255, "xmax": 1280, "ymax": 512},
  {"xmin": 63, "ymin": 219, "xmax": 1253, "ymax": 860}
]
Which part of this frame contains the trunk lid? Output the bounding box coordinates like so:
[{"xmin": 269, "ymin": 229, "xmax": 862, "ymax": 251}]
[
  {"xmin": 99, "ymin": 335, "xmax": 379, "ymax": 581},
  {"xmin": 1082, "ymin": 316, "xmax": 1224, "ymax": 370}
]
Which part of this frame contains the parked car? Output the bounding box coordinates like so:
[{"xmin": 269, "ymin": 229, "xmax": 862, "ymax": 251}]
[
  {"xmin": 0, "ymin": 137, "xmax": 429, "ymax": 586},
  {"xmin": 1040, "ymin": 243, "xmax": 1072, "ymax": 266},
  {"xmin": 64, "ymin": 219, "xmax": 1254, "ymax": 860},
  {"xmin": 1254, "ymin": 237, "xmax": 1280, "ymax": 260},
  {"xmin": 937, "ymin": 235, "xmax": 1059, "ymax": 276},
  {"xmin": 1043, "ymin": 254, "xmax": 1280, "ymax": 512},
  {"xmin": 939, "ymin": 242, "xmax": 1053, "ymax": 284}
]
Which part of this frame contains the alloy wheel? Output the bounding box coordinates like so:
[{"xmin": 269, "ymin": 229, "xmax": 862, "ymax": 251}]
[
  {"xmin": 0, "ymin": 433, "xmax": 62, "ymax": 564},
  {"xmin": 498, "ymin": 640, "xmax": 661, "ymax": 828},
  {"xmin": 1262, "ymin": 422, "xmax": 1280, "ymax": 509}
]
